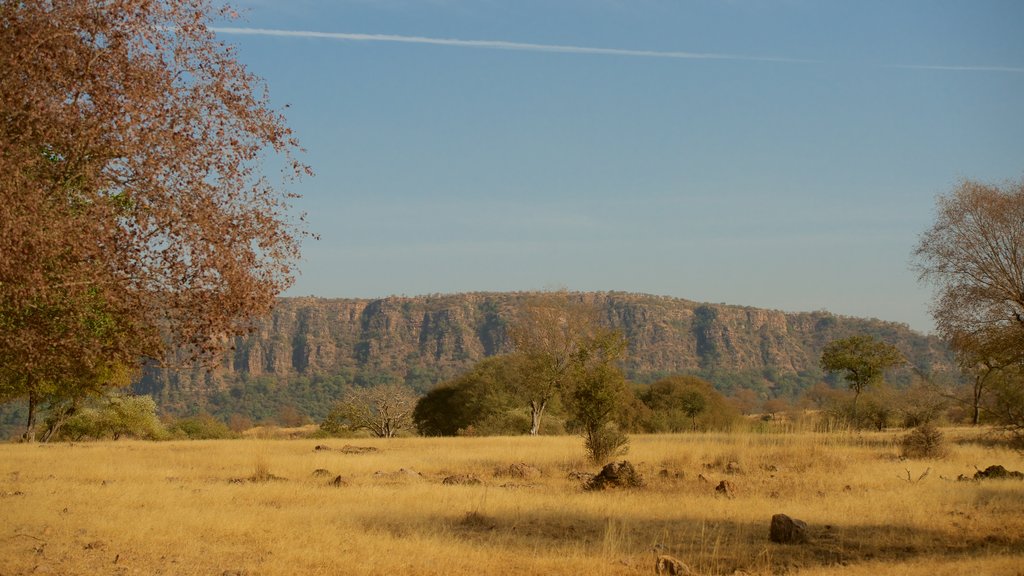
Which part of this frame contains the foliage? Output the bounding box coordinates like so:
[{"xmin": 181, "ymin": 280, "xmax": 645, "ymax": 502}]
[
  {"xmin": 323, "ymin": 383, "xmax": 418, "ymax": 438},
  {"xmin": 564, "ymin": 329, "xmax": 630, "ymax": 463},
  {"xmin": 166, "ymin": 413, "xmax": 236, "ymax": 440},
  {"xmin": 0, "ymin": 0, "xmax": 308, "ymax": 439},
  {"xmin": 640, "ymin": 375, "xmax": 738, "ymax": 432},
  {"xmin": 821, "ymin": 335, "xmax": 904, "ymax": 414},
  {"xmin": 58, "ymin": 394, "xmax": 166, "ymax": 441},
  {"xmin": 914, "ymin": 179, "xmax": 1024, "ymax": 366},
  {"xmin": 413, "ymin": 355, "xmax": 526, "ymax": 436}
]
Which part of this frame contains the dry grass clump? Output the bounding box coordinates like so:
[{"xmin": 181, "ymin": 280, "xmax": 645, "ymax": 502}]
[
  {"xmin": 1, "ymin": 430, "xmax": 1022, "ymax": 575},
  {"xmin": 900, "ymin": 424, "xmax": 948, "ymax": 459}
]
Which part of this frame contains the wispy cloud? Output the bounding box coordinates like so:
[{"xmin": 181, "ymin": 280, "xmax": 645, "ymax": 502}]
[
  {"xmin": 887, "ymin": 64, "xmax": 1024, "ymax": 74},
  {"xmin": 209, "ymin": 27, "xmax": 817, "ymax": 64},
  {"xmin": 210, "ymin": 27, "xmax": 1024, "ymax": 73}
]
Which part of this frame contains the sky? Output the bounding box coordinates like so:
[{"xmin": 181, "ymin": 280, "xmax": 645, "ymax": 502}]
[{"xmin": 217, "ymin": 0, "xmax": 1024, "ymax": 333}]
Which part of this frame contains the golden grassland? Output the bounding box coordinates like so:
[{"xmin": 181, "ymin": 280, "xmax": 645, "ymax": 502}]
[{"xmin": 2, "ymin": 428, "xmax": 1023, "ymax": 575}]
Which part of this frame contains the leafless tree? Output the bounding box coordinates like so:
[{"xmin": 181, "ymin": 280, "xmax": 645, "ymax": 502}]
[
  {"xmin": 914, "ymin": 179, "xmax": 1024, "ymax": 363},
  {"xmin": 914, "ymin": 179, "xmax": 1024, "ymax": 429},
  {"xmin": 0, "ymin": 1, "xmax": 310, "ymax": 440},
  {"xmin": 324, "ymin": 384, "xmax": 418, "ymax": 438},
  {"xmin": 507, "ymin": 292, "xmax": 598, "ymax": 435}
]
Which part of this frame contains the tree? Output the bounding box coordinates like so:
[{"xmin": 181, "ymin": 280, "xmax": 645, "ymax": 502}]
[
  {"xmin": 323, "ymin": 384, "xmax": 418, "ymax": 438},
  {"xmin": 0, "ymin": 1, "xmax": 309, "ymax": 440},
  {"xmin": 820, "ymin": 335, "xmax": 904, "ymax": 416},
  {"xmin": 508, "ymin": 292, "xmax": 597, "ymax": 435},
  {"xmin": 914, "ymin": 179, "xmax": 1024, "ymax": 432},
  {"xmin": 913, "ymin": 179, "xmax": 1024, "ymax": 365},
  {"xmin": 413, "ymin": 355, "xmax": 522, "ymax": 436},
  {"xmin": 565, "ymin": 329, "xmax": 630, "ymax": 463},
  {"xmin": 640, "ymin": 375, "xmax": 736, "ymax": 432}
]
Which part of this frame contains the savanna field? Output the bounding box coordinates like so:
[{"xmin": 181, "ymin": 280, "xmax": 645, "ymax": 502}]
[{"xmin": 2, "ymin": 428, "xmax": 1023, "ymax": 576}]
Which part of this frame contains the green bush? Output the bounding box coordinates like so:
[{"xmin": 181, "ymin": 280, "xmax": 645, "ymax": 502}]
[{"xmin": 167, "ymin": 413, "xmax": 236, "ymax": 439}]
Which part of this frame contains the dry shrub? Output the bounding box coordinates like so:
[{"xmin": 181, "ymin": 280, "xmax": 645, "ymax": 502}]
[{"xmin": 900, "ymin": 424, "xmax": 947, "ymax": 459}]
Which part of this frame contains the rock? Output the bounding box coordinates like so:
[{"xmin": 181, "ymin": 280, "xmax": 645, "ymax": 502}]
[
  {"xmin": 973, "ymin": 465, "xmax": 1024, "ymax": 480},
  {"xmin": 442, "ymin": 474, "xmax": 483, "ymax": 486},
  {"xmin": 769, "ymin": 514, "xmax": 809, "ymax": 544},
  {"xmin": 715, "ymin": 480, "xmax": 735, "ymax": 498},
  {"xmin": 655, "ymin": 554, "xmax": 692, "ymax": 575},
  {"xmin": 312, "ymin": 469, "xmax": 333, "ymax": 477},
  {"xmin": 584, "ymin": 461, "xmax": 645, "ymax": 491},
  {"xmin": 500, "ymin": 463, "xmax": 542, "ymax": 480}
]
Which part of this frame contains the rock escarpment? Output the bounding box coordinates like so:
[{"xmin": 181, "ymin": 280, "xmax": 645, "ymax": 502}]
[{"xmin": 135, "ymin": 292, "xmax": 953, "ymax": 410}]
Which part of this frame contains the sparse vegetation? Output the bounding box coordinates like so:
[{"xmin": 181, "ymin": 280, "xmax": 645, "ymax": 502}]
[{"xmin": 1, "ymin": 429, "xmax": 1022, "ymax": 575}]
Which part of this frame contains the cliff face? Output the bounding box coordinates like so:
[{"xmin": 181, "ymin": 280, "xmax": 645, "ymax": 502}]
[{"xmin": 135, "ymin": 292, "xmax": 953, "ymax": 410}]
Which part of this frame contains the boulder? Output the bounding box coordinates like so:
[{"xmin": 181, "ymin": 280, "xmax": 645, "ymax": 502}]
[
  {"xmin": 769, "ymin": 514, "xmax": 809, "ymax": 544},
  {"xmin": 584, "ymin": 461, "xmax": 645, "ymax": 491},
  {"xmin": 973, "ymin": 465, "xmax": 1024, "ymax": 480}
]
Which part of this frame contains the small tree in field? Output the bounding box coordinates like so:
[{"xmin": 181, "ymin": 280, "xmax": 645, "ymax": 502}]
[
  {"xmin": 323, "ymin": 384, "xmax": 418, "ymax": 438},
  {"xmin": 821, "ymin": 335, "xmax": 904, "ymax": 418},
  {"xmin": 566, "ymin": 329, "xmax": 629, "ymax": 463}
]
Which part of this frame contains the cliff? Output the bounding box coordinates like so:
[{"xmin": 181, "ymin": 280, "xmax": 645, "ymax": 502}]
[{"xmin": 134, "ymin": 292, "xmax": 952, "ymax": 418}]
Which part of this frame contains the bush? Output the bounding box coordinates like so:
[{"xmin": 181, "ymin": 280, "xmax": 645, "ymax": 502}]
[
  {"xmin": 900, "ymin": 424, "xmax": 947, "ymax": 459},
  {"xmin": 56, "ymin": 395, "xmax": 166, "ymax": 441},
  {"xmin": 583, "ymin": 423, "xmax": 629, "ymax": 464},
  {"xmin": 167, "ymin": 413, "xmax": 236, "ymax": 439}
]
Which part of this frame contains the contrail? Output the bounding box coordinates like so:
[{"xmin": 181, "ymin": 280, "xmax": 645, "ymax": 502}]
[
  {"xmin": 210, "ymin": 27, "xmax": 1024, "ymax": 73},
  {"xmin": 887, "ymin": 64, "xmax": 1024, "ymax": 73},
  {"xmin": 209, "ymin": 27, "xmax": 818, "ymax": 64}
]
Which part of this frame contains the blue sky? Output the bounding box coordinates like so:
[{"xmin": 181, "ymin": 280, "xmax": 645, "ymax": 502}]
[{"xmin": 220, "ymin": 0, "xmax": 1024, "ymax": 333}]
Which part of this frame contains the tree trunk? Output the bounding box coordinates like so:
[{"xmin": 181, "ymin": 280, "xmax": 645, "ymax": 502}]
[
  {"xmin": 529, "ymin": 399, "xmax": 546, "ymax": 436},
  {"xmin": 21, "ymin": 389, "xmax": 38, "ymax": 443}
]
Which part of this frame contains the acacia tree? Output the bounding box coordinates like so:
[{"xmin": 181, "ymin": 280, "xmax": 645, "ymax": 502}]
[
  {"xmin": 0, "ymin": 1, "xmax": 309, "ymax": 440},
  {"xmin": 508, "ymin": 292, "xmax": 598, "ymax": 435},
  {"xmin": 820, "ymin": 335, "xmax": 904, "ymax": 417},
  {"xmin": 322, "ymin": 384, "xmax": 418, "ymax": 438}
]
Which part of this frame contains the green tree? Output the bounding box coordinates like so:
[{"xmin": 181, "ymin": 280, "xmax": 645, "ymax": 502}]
[
  {"xmin": 641, "ymin": 375, "xmax": 736, "ymax": 432},
  {"xmin": 565, "ymin": 329, "xmax": 630, "ymax": 463},
  {"xmin": 413, "ymin": 355, "xmax": 521, "ymax": 436},
  {"xmin": 821, "ymin": 335, "xmax": 904, "ymax": 416},
  {"xmin": 1, "ymin": 0, "xmax": 308, "ymax": 440}
]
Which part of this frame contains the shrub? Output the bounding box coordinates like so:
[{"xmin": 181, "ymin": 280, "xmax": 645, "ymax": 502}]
[
  {"xmin": 900, "ymin": 424, "xmax": 947, "ymax": 459},
  {"xmin": 167, "ymin": 413, "xmax": 236, "ymax": 439},
  {"xmin": 584, "ymin": 423, "xmax": 629, "ymax": 464}
]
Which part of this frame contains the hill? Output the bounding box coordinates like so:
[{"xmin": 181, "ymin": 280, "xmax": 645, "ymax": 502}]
[{"xmin": 133, "ymin": 292, "xmax": 954, "ymax": 422}]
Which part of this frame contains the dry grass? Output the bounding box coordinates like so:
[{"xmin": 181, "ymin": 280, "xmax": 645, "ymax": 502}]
[{"xmin": 1, "ymin": 429, "xmax": 1023, "ymax": 575}]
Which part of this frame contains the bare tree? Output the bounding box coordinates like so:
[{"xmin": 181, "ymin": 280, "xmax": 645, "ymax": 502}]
[
  {"xmin": 914, "ymin": 179, "xmax": 1024, "ymax": 429},
  {"xmin": 508, "ymin": 292, "xmax": 598, "ymax": 435},
  {"xmin": 914, "ymin": 179, "xmax": 1024, "ymax": 363},
  {"xmin": 0, "ymin": 1, "xmax": 310, "ymax": 440},
  {"xmin": 323, "ymin": 384, "xmax": 418, "ymax": 438}
]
